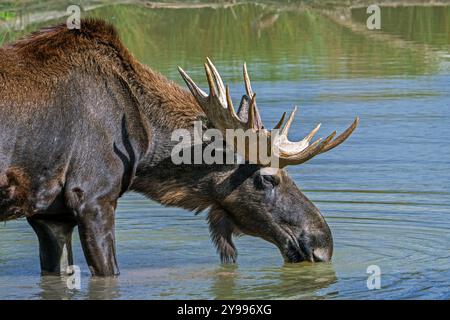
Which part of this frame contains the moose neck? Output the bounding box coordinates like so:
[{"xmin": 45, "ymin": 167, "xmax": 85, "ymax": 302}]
[
  {"xmin": 126, "ymin": 60, "xmax": 232, "ymax": 211},
  {"xmin": 122, "ymin": 56, "xmax": 204, "ymax": 130},
  {"xmin": 131, "ymin": 152, "xmax": 237, "ymax": 212}
]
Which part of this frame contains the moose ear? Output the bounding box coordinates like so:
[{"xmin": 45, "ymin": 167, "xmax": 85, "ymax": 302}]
[{"xmin": 207, "ymin": 205, "xmax": 239, "ymax": 263}]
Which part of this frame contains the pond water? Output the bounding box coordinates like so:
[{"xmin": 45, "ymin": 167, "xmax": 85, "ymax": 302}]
[{"xmin": 0, "ymin": 2, "xmax": 449, "ymax": 299}]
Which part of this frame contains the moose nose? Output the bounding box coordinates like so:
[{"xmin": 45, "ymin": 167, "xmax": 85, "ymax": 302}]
[
  {"xmin": 312, "ymin": 247, "xmax": 332, "ymax": 262},
  {"xmin": 309, "ymin": 229, "xmax": 333, "ymax": 262}
]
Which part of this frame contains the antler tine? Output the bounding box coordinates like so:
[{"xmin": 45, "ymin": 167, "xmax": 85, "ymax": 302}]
[
  {"xmin": 275, "ymin": 119, "xmax": 322, "ymax": 157},
  {"xmin": 319, "ymin": 117, "xmax": 359, "ymax": 154},
  {"xmin": 248, "ymin": 93, "xmax": 256, "ymax": 128},
  {"xmin": 204, "ymin": 62, "xmax": 217, "ymax": 97},
  {"xmin": 226, "ymin": 84, "xmax": 240, "ymax": 120},
  {"xmin": 273, "ymin": 112, "xmax": 286, "ymax": 130},
  {"xmin": 225, "ymin": 84, "xmax": 234, "ymax": 110},
  {"xmin": 279, "ymin": 131, "xmax": 336, "ymax": 167},
  {"xmin": 206, "ymin": 57, "xmax": 226, "ymax": 104},
  {"xmin": 237, "ymin": 62, "xmax": 264, "ymax": 129},
  {"xmin": 177, "ymin": 66, "xmax": 208, "ymax": 103},
  {"xmin": 304, "ymin": 123, "xmax": 321, "ymax": 143},
  {"xmin": 280, "ymin": 106, "xmax": 298, "ymax": 136},
  {"xmin": 243, "ymin": 62, "xmax": 254, "ymax": 97}
]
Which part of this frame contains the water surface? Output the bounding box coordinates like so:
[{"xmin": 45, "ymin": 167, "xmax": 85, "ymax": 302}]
[{"xmin": 0, "ymin": 2, "xmax": 449, "ymax": 299}]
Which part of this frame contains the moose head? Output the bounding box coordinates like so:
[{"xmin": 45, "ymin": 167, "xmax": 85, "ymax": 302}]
[{"xmin": 176, "ymin": 59, "xmax": 359, "ymax": 264}]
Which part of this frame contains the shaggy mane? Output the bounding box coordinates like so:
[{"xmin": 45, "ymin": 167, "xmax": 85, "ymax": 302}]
[
  {"xmin": 9, "ymin": 18, "xmax": 120, "ymax": 53},
  {"xmin": 1, "ymin": 19, "xmax": 202, "ymax": 130}
]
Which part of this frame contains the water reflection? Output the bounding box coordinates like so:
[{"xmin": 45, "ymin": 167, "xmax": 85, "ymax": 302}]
[
  {"xmin": 36, "ymin": 275, "xmax": 121, "ymax": 299},
  {"xmin": 252, "ymin": 12, "xmax": 279, "ymax": 39},
  {"xmin": 85, "ymin": 277, "xmax": 121, "ymax": 300},
  {"xmin": 352, "ymin": 5, "xmax": 450, "ymax": 49},
  {"xmin": 210, "ymin": 263, "xmax": 337, "ymax": 299},
  {"xmin": 2, "ymin": 3, "xmax": 446, "ymax": 78},
  {"xmin": 211, "ymin": 265, "xmax": 238, "ymax": 299},
  {"xmin": 37, "ymin": 276, "xmax": 78, "ymax": 300},
  {"xmin": 85, "ymin": 3, "xmax": 440, "ymax": 78}
]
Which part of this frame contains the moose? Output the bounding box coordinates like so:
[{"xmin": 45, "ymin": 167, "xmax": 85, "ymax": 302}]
[{"xmin": 0, "ymin": 19, "xmax": 358, "ymax": 276}]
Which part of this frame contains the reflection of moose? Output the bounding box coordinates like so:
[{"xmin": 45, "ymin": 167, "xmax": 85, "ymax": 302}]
[
  {"xmin": 0, "ymin": 20, "xmax": 358, "ymax": 276},
  {"xmin": 210, "ymin": 264, "xmax": 337, "ymax": 299},
  {"xmin": 252, "ymin": 12, "xmax": 280, "ymax": 39}
]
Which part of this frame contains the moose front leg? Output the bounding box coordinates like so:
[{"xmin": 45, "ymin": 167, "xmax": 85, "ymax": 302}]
[
  {"xmin": 27, "ymin": 215, "xmax": 76, "ymax": 275},
  {"xmin": 76, "ymin": 200, "xmax": 119, "ymax": 277}
]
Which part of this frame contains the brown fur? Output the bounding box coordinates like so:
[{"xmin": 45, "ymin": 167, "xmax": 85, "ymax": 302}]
[
  {"xmin": 132, "ymin": 177, "xmax": 211, "ymax": 214},
  {"xmin": 0, "ymin": 19, "xmax": 202, "ymax": 129},
  {"xmin": 0, "ymin": 167, "xmax": 33, "ymax": 221}
]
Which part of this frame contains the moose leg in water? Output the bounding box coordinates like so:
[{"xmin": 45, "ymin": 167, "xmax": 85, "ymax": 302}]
[{"xmin": 27, "ymin": 215, "xmax": 76, "ymax": 275}]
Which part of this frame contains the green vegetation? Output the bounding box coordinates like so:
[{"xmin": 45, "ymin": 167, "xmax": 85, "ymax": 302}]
[
  {"xmin": 0, "ymin": 2, "xmax": 448, "ymax": 80},
  {"xmin": 84, "ymin": 3, "xmax": 443, "ymax": 79},
  {"xmin": 352, "ymin": 5, "xmax": 450, "ymax": 47},
  {"xmin": 0, "ymin": 11, "xmax": 16, "ymax": 21}
]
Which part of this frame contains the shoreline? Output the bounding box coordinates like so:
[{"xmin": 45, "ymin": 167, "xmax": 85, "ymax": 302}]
[{"xmin": 0, "ymin": 1, "xmax": 448, "ymax": 33}]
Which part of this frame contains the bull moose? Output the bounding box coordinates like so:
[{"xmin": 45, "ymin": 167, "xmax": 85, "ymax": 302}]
[{"xmin": 0, "ymin": 19, "xmax": 358, "ymax": 276}]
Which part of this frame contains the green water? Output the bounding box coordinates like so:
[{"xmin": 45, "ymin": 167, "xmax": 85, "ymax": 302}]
[{"xmin": 0, "ymin": 2, "xmax": 449, "ymax": 299}]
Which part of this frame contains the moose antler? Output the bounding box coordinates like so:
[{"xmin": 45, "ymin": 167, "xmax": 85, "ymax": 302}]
[
  {"xmin": 236, "ymin": 63, "xmax": 264, "ymax": 129},
  {"xmin": 178, "ymin": 58, "xmax": 359, "ymax": 168}
]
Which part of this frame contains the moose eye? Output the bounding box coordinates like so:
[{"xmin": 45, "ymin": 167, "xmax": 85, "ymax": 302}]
[{"xmin": 254, "ymin": 174, "xmax": 280, "ymax": 190}]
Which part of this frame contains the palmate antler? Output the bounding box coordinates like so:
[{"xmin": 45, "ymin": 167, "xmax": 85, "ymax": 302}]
[{"xmin": 178, "ymin": 58, "xmax": 359, "ymax": 168}]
